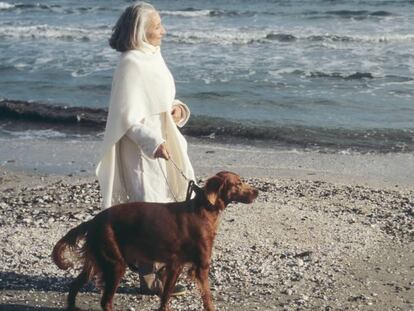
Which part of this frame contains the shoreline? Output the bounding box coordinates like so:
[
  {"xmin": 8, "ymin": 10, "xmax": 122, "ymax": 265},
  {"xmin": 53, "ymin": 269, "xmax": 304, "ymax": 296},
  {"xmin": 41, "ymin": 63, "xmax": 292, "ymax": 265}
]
[
  {"xmin": 1, "ymin": 135, "xmax": 414, "ymax": 190},
  {"xmin": 1, "ymin": 99, "xmax": 414, "ymax": 154}
]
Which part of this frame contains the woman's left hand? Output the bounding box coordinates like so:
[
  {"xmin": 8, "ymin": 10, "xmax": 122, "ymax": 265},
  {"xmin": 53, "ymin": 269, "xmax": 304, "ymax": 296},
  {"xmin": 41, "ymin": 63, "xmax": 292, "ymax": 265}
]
[{"xmin": 171, "ymin": 104, "xmax": 183, "ymax": 124}]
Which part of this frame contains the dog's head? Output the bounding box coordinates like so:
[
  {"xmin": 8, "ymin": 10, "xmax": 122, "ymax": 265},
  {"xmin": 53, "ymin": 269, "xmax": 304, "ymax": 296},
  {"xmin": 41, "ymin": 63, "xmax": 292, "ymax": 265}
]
[{"xmin": 204, "ymin": 171, "xmax": 259, "ymax": 209}]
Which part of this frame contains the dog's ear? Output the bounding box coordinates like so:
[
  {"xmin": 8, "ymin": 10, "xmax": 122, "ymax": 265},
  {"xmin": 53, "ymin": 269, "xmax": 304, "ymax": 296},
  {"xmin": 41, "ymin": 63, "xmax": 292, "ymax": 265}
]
[{"xmin": 204, "ymin": 175, "xmax": 224, "ymax": 206}]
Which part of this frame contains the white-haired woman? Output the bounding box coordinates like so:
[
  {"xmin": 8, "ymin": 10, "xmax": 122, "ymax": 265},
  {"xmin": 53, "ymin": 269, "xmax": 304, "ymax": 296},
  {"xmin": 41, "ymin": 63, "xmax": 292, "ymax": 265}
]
[{"xmin": 96, "ymin": 2, "xmax": 194, "ymax": 296}]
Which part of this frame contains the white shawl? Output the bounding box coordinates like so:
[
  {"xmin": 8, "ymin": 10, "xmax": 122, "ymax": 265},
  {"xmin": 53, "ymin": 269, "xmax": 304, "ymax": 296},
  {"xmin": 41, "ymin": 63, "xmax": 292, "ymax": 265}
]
[{"xmin": 96, "ymin": 44, "xmax": 194, "ymax": 208}]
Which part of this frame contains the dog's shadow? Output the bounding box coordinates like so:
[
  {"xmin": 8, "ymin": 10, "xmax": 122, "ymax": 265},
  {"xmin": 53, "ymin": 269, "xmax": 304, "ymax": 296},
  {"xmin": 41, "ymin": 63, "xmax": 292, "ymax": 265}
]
[
  {"xmin": 0, "ymin": 304, "xmax": 61, "ymax": 311},
  {"xmin": 0, "ymin": 270, "xmax": 139, "ymax": 293},
  {"xmin": 0, "ymin": 271, "xmax": 140, "ymax": 310}
]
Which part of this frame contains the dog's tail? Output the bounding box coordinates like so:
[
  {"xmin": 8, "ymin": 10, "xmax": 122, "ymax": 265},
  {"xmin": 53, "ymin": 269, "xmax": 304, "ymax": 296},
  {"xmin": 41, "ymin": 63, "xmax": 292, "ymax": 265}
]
[{"xmin": 52, "ymin": 221, "xmax": 90, "ymax": 270}]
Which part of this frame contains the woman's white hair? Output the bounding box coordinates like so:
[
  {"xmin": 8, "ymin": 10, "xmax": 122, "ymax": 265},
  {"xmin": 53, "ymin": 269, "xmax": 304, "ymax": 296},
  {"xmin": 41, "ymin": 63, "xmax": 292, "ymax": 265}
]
[{"xmin": 109, "ymin": 2, "xmax": 157, "ymax": 52}]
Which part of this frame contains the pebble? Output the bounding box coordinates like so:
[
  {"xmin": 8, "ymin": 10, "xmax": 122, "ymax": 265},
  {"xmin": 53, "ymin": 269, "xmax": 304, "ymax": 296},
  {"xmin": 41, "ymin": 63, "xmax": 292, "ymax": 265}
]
[{"xmin": 0, "ymin": 176, "xmax": 412, "ymax": 310}]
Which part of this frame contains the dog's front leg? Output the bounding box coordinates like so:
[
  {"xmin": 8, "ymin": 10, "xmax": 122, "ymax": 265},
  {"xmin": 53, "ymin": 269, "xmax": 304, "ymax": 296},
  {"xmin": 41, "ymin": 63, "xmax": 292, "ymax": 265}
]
[
  {"xmin": 195, "ymin": 264, "xmax": 215, "ymax": 311},
  {"xmin": 158, "ymin": 263, "xmax": 183, "ymax": 311}
]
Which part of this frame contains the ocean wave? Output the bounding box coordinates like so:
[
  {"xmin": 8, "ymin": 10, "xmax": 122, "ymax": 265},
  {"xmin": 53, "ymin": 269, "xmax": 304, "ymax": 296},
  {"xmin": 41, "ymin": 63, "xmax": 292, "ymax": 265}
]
[
  {"xmin": 265, "ymin": 33, "xmax": 297, "ymax": 42},
  {"xmin": 161, "ymin": 8, "xmax": 258, "ymax": 18},
  {"xmin": 0, "ymin": 2, "xmax": 64, "ymax": 12},
  {"xmin": 326, "ymin": 10, "xmax": 394, "ymax": 17},
  {"xmin": 304, "ymin": 9, "xmax": 396, "ymax": 20},
  {"xmin": 0, "ymin": 100, "xmax": 107, "ymax": 128},
  {"xmin": 0, "ymin": 2, "xmax": 118, "ymax": 14},
  {"xmin": 159, "ymin": 8, "xmax": 397, "ymax": 19},
  {"xmin": 265, "ymin": 32, "xmax": 414, "ymax": 44},
  {"xmin": 161, "ymin": 8, "xmax": 212, "ymax": 17},
  {"xmin": 166, "ymin": 30, "xmax": 267, "ymax": 45},
  {"xmin": 358, "ymin": 0, "xmax": 414, "ymax": 4},
  {"xmin": 1, "ymin": 128, "xmax": 68, "ymax": 140},
  {"xmin": 273, "ymin": 70, "xmax": 374, "ymax": 80},
  {"xmin": 271, "ymin": 69, "xmax": 414, "ymax": 82},
  {"xmin": 308, "ymin": 71, "xmax": 374, "ymax": 80},
  {"xmin": 0, "ymin": 24, "xmax": 108, "ymax": 41},
  {"xmin": 1, "ymin": 23, "xmax": 413, "ymax": 45},
  {"xmin": 166, "ymin": 30, "xmax": 414, "ymax": 45},
  {"xmin": 0, "ymin": 2, "xmax": 13, "ymax": 10},
  {"xmin": 160, "ymin": 7, "xmax": 396, "ymax": 20},
  {"xmin": 1, "ymin": 100, "xmax": 413, "ymax": 153},
  {"xmin": 308, "ymin": 34, "xmax": 414, "ymax": 43}
]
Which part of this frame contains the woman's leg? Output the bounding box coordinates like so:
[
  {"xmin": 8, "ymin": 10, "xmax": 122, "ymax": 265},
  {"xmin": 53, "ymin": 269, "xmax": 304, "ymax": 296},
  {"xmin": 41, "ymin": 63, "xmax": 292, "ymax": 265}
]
[{"xmin": 137, "ymin": 262, "xmax": 164, "ymax": 295}]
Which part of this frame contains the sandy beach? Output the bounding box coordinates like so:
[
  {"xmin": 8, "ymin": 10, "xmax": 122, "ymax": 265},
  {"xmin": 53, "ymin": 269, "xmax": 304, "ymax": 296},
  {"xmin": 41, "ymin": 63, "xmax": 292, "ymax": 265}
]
[
  {"xmin": 0, "ymin": 137, "xmax": 413, "ymax": 311},
  {"xmin": 1, "ymin": 0, "xmax": 414, "ymax": 309}
]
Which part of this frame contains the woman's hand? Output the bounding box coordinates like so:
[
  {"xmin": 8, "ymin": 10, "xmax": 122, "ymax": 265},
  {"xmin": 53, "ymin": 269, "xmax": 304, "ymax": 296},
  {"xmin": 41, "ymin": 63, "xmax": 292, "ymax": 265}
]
[
  {"xmin": 171, "ymin": 104, "xmax": 184, "ymax": 124},
  {"xmin": 154, "ymin": 143, "xmax": 170, "ymax": 160}
]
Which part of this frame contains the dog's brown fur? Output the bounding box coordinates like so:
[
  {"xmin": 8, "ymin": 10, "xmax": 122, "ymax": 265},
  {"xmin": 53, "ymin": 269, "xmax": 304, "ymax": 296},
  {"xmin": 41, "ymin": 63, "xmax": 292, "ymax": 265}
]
[{"xmin": 52, "ymin": 171, "xmax": 258, "ymax": 311}]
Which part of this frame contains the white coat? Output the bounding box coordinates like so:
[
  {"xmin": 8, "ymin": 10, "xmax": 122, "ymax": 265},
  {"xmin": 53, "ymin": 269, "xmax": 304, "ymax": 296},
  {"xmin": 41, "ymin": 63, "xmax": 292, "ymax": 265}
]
[{"xmin": 96, "ymin": 43, "xmax": 195, "ymax": 209}]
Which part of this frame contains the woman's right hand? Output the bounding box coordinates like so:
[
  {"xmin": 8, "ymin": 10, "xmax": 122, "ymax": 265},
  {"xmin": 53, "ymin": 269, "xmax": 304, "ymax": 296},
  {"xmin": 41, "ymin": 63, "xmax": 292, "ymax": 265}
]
[{"xmin": 154, "ymin": 143, "xmax": 170, "ymax": 160}]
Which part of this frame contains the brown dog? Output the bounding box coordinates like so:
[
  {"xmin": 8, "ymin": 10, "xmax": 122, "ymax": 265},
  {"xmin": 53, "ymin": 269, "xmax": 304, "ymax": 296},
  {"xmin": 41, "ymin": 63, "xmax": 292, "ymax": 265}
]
[{"xmin": 52, "ymin": 171, "xmax": 258, "ymax": 311}]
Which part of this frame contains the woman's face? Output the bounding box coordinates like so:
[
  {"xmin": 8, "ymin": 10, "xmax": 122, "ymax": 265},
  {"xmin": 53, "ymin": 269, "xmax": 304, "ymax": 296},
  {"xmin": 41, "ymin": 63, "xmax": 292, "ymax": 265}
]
[{"xmin": 146, "ymin": 11, "xmax": 166, "ymax": 46}]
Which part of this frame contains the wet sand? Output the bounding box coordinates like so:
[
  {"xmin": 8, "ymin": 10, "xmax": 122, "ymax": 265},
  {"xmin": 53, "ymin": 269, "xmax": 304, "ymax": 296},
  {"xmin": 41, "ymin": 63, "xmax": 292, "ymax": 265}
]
[{"xmin": 1, "ymin": 136, "xmax": 414, "ymax": 188}]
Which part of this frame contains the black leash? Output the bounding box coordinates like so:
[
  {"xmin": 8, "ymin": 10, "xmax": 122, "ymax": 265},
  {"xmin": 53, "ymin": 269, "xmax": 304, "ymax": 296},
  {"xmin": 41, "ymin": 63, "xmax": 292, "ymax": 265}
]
[{"xmin": 168, "ymin": 157, "xmax": 215, "ymax": 210}]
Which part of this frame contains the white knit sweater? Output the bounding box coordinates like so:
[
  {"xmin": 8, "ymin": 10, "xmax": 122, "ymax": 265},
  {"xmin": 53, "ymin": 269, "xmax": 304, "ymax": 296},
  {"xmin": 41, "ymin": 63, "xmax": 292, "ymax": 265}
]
[{"xmin": 96, "ymin": 42, "xmax": 194, "ymax": 208}]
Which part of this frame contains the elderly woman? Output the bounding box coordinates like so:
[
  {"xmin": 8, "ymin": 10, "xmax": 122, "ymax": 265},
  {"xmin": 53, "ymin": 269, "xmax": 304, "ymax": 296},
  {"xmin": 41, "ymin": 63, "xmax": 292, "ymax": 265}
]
[{"xmin": 96, "ymin": 2, "xmax": 195, "ymax": 296}]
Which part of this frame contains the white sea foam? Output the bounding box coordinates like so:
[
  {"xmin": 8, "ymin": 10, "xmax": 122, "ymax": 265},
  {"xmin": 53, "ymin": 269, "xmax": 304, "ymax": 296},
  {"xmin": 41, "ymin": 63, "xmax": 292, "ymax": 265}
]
[
  {"xmin": 1, "ymin": 22, "xmax": 413, "ymax": 46},
  {"xmin": 160, "ymin": 10, "xmax": 211, "ymax": 17},
  {"xmin": 348, "ymin": 34, "xmax": 414, "ymax": 43},
  {"xmin": 280, "ymin": 31, "xmax": 414, "ymax": 44},
  {"xmin": 0, "ymin": 2, "xmax": 13, "ymax": 10},
  {"xmin": 269, "ymin": 67, "xmax": 299, "ymax": 78},
  {"xmin": 166, "ymin": 28, "xmax": 414, "ymax": 45},
  {"xmin": 3, "ymin": 129, "xmax": 67, "ymax": 140},
  {"xmin": 13, "ymin": 63, "xmax": 29, "ymax": 70},
  {"xmin": 70, "ymin": 63, "xmax": 112, "ymax": 77},
  {"xmin": 166, "ymin": 29, "xmax": 269, "ymax": 45},
  {"xmin": 0, "ymin": 24, "xmax": 108, "ymax": 41}
]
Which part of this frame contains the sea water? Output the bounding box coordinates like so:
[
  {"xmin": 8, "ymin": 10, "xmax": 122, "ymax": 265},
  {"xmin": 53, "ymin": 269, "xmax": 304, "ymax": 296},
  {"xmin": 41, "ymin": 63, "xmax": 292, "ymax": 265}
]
[{"xmin": 0, "ymin": 0, "xmax": 413, "ymax": 152}]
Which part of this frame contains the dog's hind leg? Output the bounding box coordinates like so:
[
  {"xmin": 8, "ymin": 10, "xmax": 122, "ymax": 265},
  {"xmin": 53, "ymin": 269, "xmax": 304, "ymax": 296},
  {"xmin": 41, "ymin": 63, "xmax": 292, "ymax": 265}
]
[
  {"xmin": 67, "ymin": 270, "xmax": 88, "ymax": 311},
  {"xmin": 99, "ymin": 262, "xmax": 126, "ymax": 311},
  {"xmin": 158, "ymin": 263, "xmax": 183, "ymax": 311},
  {"xmin": 97, "ymin": 227, "xmax": 127, "ymax": 311}
]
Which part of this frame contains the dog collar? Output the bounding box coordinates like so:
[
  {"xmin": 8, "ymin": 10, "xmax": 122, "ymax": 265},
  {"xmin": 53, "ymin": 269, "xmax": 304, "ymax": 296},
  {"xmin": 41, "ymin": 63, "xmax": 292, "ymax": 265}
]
[{"xmin": 186, "ymin": 180, "xmax": 216, "ymax": 211}]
